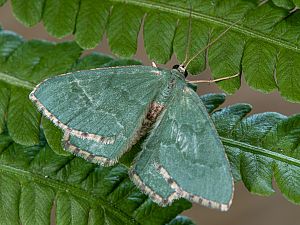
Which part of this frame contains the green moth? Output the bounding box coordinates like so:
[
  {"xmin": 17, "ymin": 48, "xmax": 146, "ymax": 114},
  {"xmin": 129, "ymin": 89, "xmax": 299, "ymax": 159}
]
[{"xmin": 29, "ymin": 64, "xmax": 234, "ymax": 211}]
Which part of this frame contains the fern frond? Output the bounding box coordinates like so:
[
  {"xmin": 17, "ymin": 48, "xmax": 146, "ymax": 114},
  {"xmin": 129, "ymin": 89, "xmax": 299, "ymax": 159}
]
[
  {"xmin": 3, "ymin": 0, "xmax": 300, "ymax": 102},
  {"xmin": 0, "ymin": 28, "xmax": 300, "ymax": 224},
  {"xmin": 202, "ymin": 93, "xmax": 300, "ymax": 204}
]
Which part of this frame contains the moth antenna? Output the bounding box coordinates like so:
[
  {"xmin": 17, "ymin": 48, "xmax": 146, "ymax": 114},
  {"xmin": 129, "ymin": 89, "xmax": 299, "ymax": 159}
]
[
  {"xmin": 184, "ymin": 19, "xmax": 242, "ymax": 68},
  {"xmin": 181, "ymin": 2, "xmax": 193, "ymax": 66},
  {"xmin": 188, "ymin": 73, "xmax": 240, "ymax": 84}
]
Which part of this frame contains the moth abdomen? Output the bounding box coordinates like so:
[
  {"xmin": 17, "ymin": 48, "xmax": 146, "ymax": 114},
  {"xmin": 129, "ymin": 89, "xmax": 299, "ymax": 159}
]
[
  {"xmin": 135, "ymin": 102, "xmax": 165, "ymax": 141},
  {"xmin": 147, "ymin": 102, "xmax": 165, "ymax": 121}
]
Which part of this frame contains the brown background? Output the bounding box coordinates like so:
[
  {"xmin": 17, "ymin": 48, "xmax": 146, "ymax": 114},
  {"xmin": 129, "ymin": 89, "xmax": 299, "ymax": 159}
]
[{"xmin": 1, "ymin": 2, "xmax": 300, "ymax": 225}]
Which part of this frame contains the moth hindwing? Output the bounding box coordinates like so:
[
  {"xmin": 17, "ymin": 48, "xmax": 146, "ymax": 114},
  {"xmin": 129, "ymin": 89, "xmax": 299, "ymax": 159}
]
[{"xmin": 129, "ymin": 71, "xmax": 233, "ymax": 211}]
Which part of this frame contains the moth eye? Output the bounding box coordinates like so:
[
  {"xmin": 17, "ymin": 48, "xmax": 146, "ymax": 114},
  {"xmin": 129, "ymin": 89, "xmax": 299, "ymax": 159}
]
[{"xmin": 172, "ymin": 65, "xmax": 180, "ymax": 69}]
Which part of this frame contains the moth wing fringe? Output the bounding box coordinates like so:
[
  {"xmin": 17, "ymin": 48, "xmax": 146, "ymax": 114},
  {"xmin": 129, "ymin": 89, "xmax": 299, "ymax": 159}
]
[
  {"xmin": 156, "ymin": 164, "xmax": 232, "ymax": 211},
  {"xmin": 128, "ymin": 168, "xmax": 180, "ymax": 207},
  {"xmin": 62, "ymin": 114, "xmax": 149, "ymax": 167},
  {"xmin": 29, "ymin": 91, "xmax": 115, "ymax": 144},
  {"xmin": 63, "ymin": 133, "xmax": 117, "ymax": 166}
]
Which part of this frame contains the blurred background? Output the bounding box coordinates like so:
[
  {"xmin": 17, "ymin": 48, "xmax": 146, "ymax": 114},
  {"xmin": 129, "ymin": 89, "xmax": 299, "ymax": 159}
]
[{"xmin": 1, "ymin": 2, "xmax": 300, "ymax": 225}]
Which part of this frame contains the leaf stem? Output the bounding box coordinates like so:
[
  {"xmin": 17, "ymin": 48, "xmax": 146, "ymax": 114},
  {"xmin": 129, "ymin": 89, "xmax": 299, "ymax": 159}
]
[
  {"xmin": 0, "ymin": 163, "xmax": 138, "ymax": 225},
  {"xmin": 110, "ymin": 0, "xmax": 300, "ymax": 52},
  {"xmin": 0, "ymin": 72, "xmax": 35, "ymax": 90},
  {"xmin": 222, "ymin": 137, "xmax": 300, "ymax": 167}
]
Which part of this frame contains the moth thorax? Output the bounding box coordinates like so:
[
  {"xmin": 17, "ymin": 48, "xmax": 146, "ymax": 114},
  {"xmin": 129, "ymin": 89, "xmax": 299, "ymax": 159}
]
[
  {"xmin": 139, "ymin": 102, "xmax": 164, "ymax": 138},
  {"xmin": 172, "ymin": 64, "xmax": 188, "ymax": 78},
  {"xmin": 178, "ymin": 65, "xmax": 185, "ymax": 73}
]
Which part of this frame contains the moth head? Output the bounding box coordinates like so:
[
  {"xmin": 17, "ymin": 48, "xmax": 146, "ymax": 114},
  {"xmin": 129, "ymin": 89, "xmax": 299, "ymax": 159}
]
[{"xmin": 172, "ymin": 65, "xmax": 188, "ymax": 78}]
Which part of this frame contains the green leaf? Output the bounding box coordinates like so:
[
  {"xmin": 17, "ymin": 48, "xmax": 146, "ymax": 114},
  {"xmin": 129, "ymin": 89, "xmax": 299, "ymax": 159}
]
[
  {"xmin": 11, "ymin": 0, "xmax": 45, "ymax": 27},
  {"xmin": 56, "ymin": 192, "xmax": 90, "ymax": 225},
  {"xmin": 19, "ymin": 183, "xmax": 55, "ymax": 225},
  {"xmin": 7, "ymin": 87, "xmax": 41, "ymax": 146},
  {"xmin": 132, "ymin": 199, "xmax": 191, "ymax": 225},
  {"xmin": 72, "ymin": 52, "xmax": 141, "ymax": 71},
  {"xmin": 173, "ymin": 19, "xmax": 209, "ymax": 74},
  {"xmin": 3, "ymin": 40, "xmax": 82, "ymax": 83},
  {"xmin": 208, "ymin": 29, "xmax": 243, "ymax": 93},
  {"xmin": 3, "ymin": 0, "xmax": 300, "ymax": 101},
  {"xmin": 167, "ymin": 216, "xmax": 195, "ymax": 225},
  {"xmin": 0, "ymin": 30, "xmax": 24, "ymax": 64},
  {"xmin": 242, "ymin": 40, "xmax": 278, "ymax": 93},
  {"xmin": 107, "ymin": 4, "xmax": 144, "ymax": 57},
  {"xmin": 72, "ymin": 52, "xmax": 114, "ymax": 71},
  {"xmin": 144, "ymin": 12, "xmax": 177, "ymax": 64},
  {"xmin": 276, "ymin": 49, "xmax": 300, "ymax": 102},
  {"xmin": 272, "ymin": 0, "xmax": 295, "ymax": 9},
  {"xmin": 199, "ymin": 93, "xmax": 226, "ymax": 114},
  {"xmin": 75, "ymin": 0, "xmax": 110, "ymax": 49},
  {"xmin": 43, "ymin": 0, "xmax": 80, "ymax": 38},
  {"xmin": 274, "ymin": 161, "xmax": 300, "ymax": 204},
  {"xmin": 0, "ymin": 0, "xmax": 6, "ymax": 6},
  {"xmin": 103, "ymin": 58, "xmax": 142, "ymax": 67},
  {"xmin": 294, "ymin": 0, "xmax": 300, "ymax": 7},
  {"xmin": 0, "ymin": 174, "xmax": 20, "ymax": 225},
  {"xmin": 240, "ymin": 152, "xmax": 274, "ymax": 195},
  {"xmin": 208, "ymin": 100, "xmax": 300, "ymax": 203},
  {"xmin": 243, "ymin": 3, "xmax": 288, "ymax": 32},
  {"xmin": 42, "ymin": 117, "xmax": 71, "ymax": 156},
  {"xmin": 0, "ymin": 82, "xmax": 9, "ymax": 134}
]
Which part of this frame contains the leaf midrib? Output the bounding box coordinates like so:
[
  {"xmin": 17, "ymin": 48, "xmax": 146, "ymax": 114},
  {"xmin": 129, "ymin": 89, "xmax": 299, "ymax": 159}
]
[
  {"xmin": 0, "ymin": 72, "xmax": 35, "ymax": 90},
  {"xmin": 222, "ymin": 137, "xmax": 300, "ymax": 167},
  {"xmin": 110, "ymin": 0, "xmax": 299, "ymax": 52},
  {"xmin": 0, "ymin": 163, "xmax": 138, "ymax": 225}
]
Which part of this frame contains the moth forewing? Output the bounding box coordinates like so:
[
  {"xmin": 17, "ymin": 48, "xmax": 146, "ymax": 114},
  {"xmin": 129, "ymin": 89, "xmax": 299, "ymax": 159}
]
[{"xmin": 30, "ymin": 66, "xmax": 166, "ymax": 165}]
